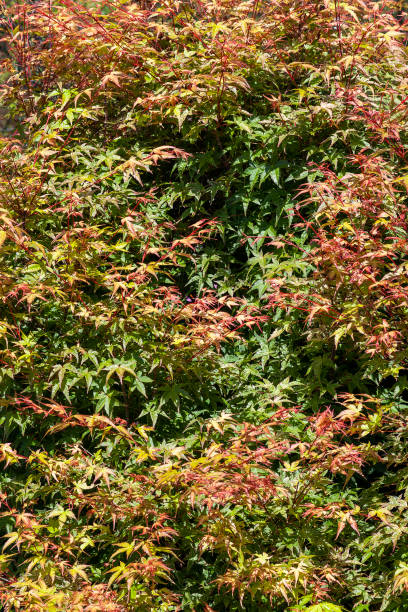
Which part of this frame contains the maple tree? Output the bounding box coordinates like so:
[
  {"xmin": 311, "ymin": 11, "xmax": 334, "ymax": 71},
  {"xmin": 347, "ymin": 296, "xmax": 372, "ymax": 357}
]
[{"xmin": 0, "ymin": 0, "xmax": 408, "ymax": 610}]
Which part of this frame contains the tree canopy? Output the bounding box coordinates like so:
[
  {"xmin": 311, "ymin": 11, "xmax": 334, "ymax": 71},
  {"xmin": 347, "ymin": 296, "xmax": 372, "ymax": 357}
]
[{"xmin": 1, "ymin": 1, "xmax": 408, "ymax": 610}]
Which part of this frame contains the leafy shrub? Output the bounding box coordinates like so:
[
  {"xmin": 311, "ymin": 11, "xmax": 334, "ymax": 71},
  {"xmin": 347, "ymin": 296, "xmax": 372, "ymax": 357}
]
[{"xmin": 0, "ymin": 0, "xmax": 408, "ymax": 610}]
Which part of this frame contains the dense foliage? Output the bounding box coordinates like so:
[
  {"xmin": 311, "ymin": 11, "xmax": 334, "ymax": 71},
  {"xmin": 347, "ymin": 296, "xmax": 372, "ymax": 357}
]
[{"xmin": 1, "ymin": 0, "xmax": 408, "ymax": 609}]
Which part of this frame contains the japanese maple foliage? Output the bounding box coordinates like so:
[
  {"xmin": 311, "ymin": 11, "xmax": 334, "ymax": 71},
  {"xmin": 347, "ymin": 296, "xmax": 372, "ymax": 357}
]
[{"xmin": 0, "ymin": 0, "xmax": 408, "ymax": 611}]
